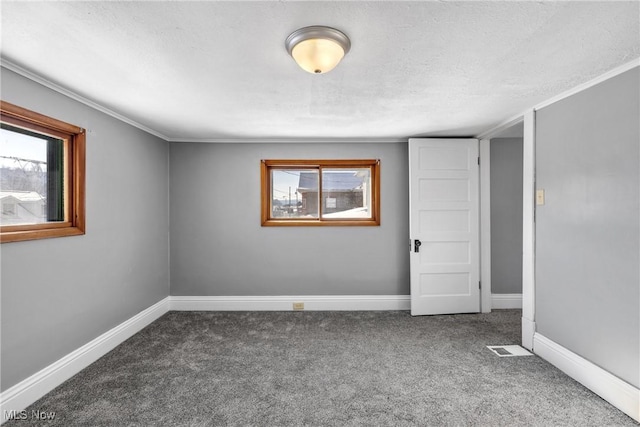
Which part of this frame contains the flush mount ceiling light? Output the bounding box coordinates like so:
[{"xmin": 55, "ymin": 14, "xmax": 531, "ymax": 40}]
[{"xmin": 285, "ymin": 26, "xmax": 351, "ymax": 74}]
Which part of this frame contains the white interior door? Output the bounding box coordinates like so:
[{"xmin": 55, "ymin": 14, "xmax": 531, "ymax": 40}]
[{"xmin": 409, "ymin": 138, "xmax": 480, "ymax": 315}]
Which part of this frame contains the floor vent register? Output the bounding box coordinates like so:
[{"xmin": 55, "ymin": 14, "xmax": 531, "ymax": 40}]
[{"xmin": 486, "ymin": 345, "xmax": 534, "ymax": 357}]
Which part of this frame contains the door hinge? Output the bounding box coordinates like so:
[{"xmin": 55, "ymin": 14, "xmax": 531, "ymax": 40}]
[
  {"xmin": 477, "ymin": 157, "xmax": 480, "ymax": 165},
  {"xmin": 479, "ymin": 281, "xmax": 482, "ymax": 289}
]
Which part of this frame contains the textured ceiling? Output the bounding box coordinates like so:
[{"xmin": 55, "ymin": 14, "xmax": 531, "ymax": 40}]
[{"xmin": 1, "ymin": 1, "xmax": 639, "ymax": 142}]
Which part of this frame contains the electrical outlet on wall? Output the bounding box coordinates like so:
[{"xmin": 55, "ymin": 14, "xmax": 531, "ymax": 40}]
[{"xmin": 293, "ymin": 302, "xmax": 304, "ymax": 311}]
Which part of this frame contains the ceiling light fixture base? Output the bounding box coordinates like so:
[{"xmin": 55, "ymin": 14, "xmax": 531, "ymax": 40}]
[{"xmin": 285, "ymin": 26, "xmax": 351, "ymax": 74}]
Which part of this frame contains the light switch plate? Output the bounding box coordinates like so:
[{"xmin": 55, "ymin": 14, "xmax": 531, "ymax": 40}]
[{"xmin": 536, "ymin": 189, "xmax": 545, "ymax": 205}]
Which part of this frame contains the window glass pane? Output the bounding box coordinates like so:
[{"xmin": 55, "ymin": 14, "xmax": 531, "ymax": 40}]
[
  {"xmin": 0, "ymin": 123, "xmax": 64, "ymax": 225},
  {"xmin": 321, "ymin": 168, "xmax": 372, "ymax": 219},
  {"xmin": 271, "ymin": 169, "xmax": 319, "ymax": 219}
]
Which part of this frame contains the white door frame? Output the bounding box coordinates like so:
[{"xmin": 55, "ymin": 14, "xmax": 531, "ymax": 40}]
[
  {"xmin": 480, "ymin": 139, "xmax": 492, "ymax": 313},
  {"xmin": 477, "ymin": 111, "xmax": 535, "ymax": 350},
  {"xmin": 521, "ymin": 110, "xmax": 536, "ymax": 350},
  {"xmin": 479, "ymin": 138, "xmax": 492, "ymax": 313},
  {"xmin": 478, "ymin": 60, "xmax": 639, "ymax": 351}
]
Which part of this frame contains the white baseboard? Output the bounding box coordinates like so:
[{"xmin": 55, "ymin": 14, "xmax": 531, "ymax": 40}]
[
  {"xmin": 491, "ymin": 293, "xmax": 523, "ymax": 309},
  {"xmin": 534, "ymin": 333, "xmax": 639, "ymax": 422},
  {"xmin": 170, "ymin": 295, "xmax": 411, "ymax": 311},
  {"xmin": 0, "ymin": 297, "xmax": 170, "ymax": 424},
  {"xmin": 0, "ymin": 292, "xmax": 406, "ymax": 423}
]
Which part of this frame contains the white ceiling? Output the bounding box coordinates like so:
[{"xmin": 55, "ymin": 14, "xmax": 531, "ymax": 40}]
[{"xmin": 1, "ymin": 1, "xmax": 638, "ymax": 142}]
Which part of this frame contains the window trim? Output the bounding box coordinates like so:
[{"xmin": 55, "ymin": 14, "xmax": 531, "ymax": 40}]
[
  {"xmin": 1, "ymin": 100, "xmax": 86, "ymax": 243},
  {"xmin": 261, "ymin": 159, "xmax": 380, "ymax": 226}
]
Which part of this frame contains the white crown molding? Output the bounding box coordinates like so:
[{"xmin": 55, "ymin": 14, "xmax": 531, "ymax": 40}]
[
  {"xmin": 167, "ymin": 137, "xmax": 407, "ymax": 144},
  {"xmin": 534, "ymin": 58, "xmax": 640, "ymax": 111},
  {"xmin": 534, "ymin": 333, "xmax": 639, "ymax": 422},
  {"xmin": 476, "ymin": 114, "xmax": 525, "ymax": 140},
  {"xmin": 5, "ymin": 55, "xmax": 637, "ymax": 145},
  {"xmin": 0, "ymin": 297, "xmax": 170, "ymax": 424},
  {"xmin": 490, "ymin": 293, "xmax": 523, "ymax": 310},
  {"xmin": 169, "ymin": 295, "xmax": 410, "ymax": 311},
  {"xmin": 476, "ymin": 58, "xmax": 640, "ymax": 139},
  {"xmin": 0, "ymin": 58, "xmax": 171, "ymax": 141},
  {"xmin": 1, "ymin": 57, "xmax": 407, "ymax": 145}
]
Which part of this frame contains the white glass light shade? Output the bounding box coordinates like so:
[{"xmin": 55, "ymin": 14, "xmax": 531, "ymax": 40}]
[
  {"xmin": 291, "ymin": 38, "xmax": 345, "ymax": 74},
  {"xmin": 285, "ymin": 26, "xmax": 351, "ymax": 75}
]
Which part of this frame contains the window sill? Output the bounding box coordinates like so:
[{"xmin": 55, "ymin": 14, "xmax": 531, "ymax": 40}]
[
  {"xmin": 0, "ymin": 226, "xmax": 85, "ymax": 243},
  {"xmin": 261, "ymin": 219, "xmax": 380, "ymax": 227}
]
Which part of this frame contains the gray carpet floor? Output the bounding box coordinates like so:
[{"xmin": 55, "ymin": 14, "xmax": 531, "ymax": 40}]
[{"xmin": 6, "ymin": 310, "xmax": 636, "ymax": 426}]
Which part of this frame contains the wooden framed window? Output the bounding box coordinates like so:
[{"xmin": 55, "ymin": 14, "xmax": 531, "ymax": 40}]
[
  {"xmin": 261, "ymin": 159, "xmax": 380, "ymax": 226},
  {"xmin": 1, "ymin": 101, "xmax": 85, "ymax": 243}
]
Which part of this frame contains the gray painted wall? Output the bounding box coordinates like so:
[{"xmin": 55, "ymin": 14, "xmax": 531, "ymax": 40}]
[
  {"xmin": 535, "ymin": 67, "xmax": 639, "ymax": 388},
  {"xmin": 490, "ymin": 138, "xmax": 523, "ymax": 294},
  {"xmin": 170, "ymin": 142, "xmax": 410, "ymax": 296},
  {"xmin": 0, "ymin": 69, "xmax": 170, "ymax": 391}
]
